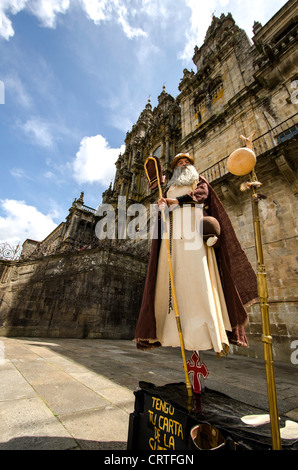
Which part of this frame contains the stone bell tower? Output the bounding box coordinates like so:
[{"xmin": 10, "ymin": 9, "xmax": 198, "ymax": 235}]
[{"xmin": 103, "ymin": 86, "xmax": 181, "ymax": 211}]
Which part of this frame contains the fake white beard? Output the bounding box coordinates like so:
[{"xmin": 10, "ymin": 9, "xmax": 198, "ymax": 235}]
[{"xmin": 168, "ymin": 164, "xmax": 199, "ymax": 187}]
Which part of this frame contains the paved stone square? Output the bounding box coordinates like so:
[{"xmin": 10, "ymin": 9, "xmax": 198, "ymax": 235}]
[{"xmin": 0, "ymin": 337, "xmax": 297, "ymax": 450}]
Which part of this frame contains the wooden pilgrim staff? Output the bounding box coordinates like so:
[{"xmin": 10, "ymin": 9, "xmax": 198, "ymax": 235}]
[{"xmin": 144, "ymin": 156, "xmax": 193, "ymax": 398}]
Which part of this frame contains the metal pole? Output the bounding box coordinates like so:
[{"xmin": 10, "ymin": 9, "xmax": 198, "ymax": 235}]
[{"xmin": 250, "ymin": 170, "xmax": 282, "ymax": 450}]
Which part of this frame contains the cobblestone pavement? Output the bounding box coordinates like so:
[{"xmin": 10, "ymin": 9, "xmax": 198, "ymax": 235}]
[{"xmin": 0, "ymin": 336, "xmax": 297, "ymax": 450}]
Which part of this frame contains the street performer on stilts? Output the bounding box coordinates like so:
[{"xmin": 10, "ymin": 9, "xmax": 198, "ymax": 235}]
[{"xmin": 134, "ymin": 153, "xmax": 258, "ymax": 361}]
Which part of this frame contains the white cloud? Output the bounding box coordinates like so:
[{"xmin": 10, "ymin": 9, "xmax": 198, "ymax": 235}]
[
  {"xmin": 0, "ymin": 199, "xmax": 58, "ymax": 245},
  {"xmin": 80, "ymin": 0, "xmax": 147, "ymax": 38},
  {"xmin": 4, "ymin": 74, "xmax": 33, "ymax": 108},
  {"xmin": 0, "ymin": 0, "xmax": 28, "ymax": 40},
  {"xmin": 73, "ymin": 134, "xmax": 125, "ymax": 185},
  {"xmin": 19, "ymin": 117, "xmax": 54, "ymax": 148},
  {"xmin": 0, "ymin": 0, "xmax": 70, "ymax": 39},
  {"xmin": 116, "ymin": 3, "xmax": 147, "ymax": 39},
  {"xmin": 0, "ymin": 0, "xmax": 289, "ymax": 44},
  {"xmin": 0, "ymin": 0, "xmax": 148, "ymax": 40},
  {"xmin": 10, "ymin": 167, "xmax": 32, "ymax": 179},
  {"xmin": 44, "ymin": 170, "xmax": 55, "ymax": 179},
  {"xmin": 179, "ymin": 0, "xmax": 217, "ymax": 62},
  {"xmin": 79, "ymin": 0, "xmax": 111, "ymax": 23},
  {"xmin": 140, "ymin": 0, "xmax": 164, "ymax": 18},
  {"xmin": 16, "ymin": 115, "xmax": 79, "ymax": 151},
  {"xmin": 26, "ymin": 0, "xmax": 70, "ymax": 28}
]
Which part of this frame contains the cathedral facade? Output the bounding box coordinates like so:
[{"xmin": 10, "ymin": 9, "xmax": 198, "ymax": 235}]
[{"xmin": 0, "ymin": 1, "xmax": 297, "ymax": 362}]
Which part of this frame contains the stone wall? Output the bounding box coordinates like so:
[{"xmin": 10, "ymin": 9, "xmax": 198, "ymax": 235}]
[
  {"xmin": 213, "ymin": 150, "xmax": 298, "ymax": 362},
  {"xmin": 0, "ymin": 241, "xmax": 148, "ymax": 340}
]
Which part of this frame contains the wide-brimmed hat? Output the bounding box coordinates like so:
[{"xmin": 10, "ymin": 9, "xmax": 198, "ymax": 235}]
[{"xmin": 171, "ymin": 153, "xmax": 194, "ymax": 170}]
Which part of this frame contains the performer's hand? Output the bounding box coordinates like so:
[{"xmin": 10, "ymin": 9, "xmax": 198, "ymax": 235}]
[
  {"xmin": 166, "ymin": 198, "xmax": 179, "ymax": 206},
  {"xmin": 158, "ymin": 197, "xmax": 167, "ymax": 210},
  {"xmin": 158, "ymin": 197, "xmax": 178, "ymax": 209}
]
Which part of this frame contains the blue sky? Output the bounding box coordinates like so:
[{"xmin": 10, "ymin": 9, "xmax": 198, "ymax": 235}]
[{"xmin": 0, "ymin": 0, "xmax": 288, "ymax": 246}]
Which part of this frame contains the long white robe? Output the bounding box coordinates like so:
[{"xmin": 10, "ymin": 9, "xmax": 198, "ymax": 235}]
[{"xmin": 154, "ymin": 184, "xmax": 232, "ymax": 354}]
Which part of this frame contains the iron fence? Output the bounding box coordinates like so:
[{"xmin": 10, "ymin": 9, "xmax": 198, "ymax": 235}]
[{"xmin": 201, "ymin": 113, "xmax": 298, "ymax": 183}]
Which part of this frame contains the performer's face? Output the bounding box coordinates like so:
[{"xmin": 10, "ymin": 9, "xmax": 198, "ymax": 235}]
[
  {"xmin": 169, "ymin": 162, "xmax": 198, "ymax": 187},
  {"xmin": 176, "ymin": 158, "xmax": 191, "ymax": 167}
]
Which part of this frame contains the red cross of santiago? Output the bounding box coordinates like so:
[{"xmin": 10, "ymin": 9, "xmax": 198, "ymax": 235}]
[{"xmin": 187, "ymin": 351, "xmax": 209, "ymax": 394}]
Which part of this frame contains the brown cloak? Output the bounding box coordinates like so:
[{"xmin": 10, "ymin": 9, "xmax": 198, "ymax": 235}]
[{"xmin": 134, "ymin": 176, "xmax": 258, "ymax": 349}]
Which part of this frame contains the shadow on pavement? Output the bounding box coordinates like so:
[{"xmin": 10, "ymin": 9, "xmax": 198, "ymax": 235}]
[{"xmin": 0, "ymin": 435, "xmax": 127, "ymax": 451}]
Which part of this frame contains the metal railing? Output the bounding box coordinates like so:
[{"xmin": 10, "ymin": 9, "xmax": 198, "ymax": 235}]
[
  {"xmin": 201, "ymin": 113, "xmax": 298, "ymax": 183},
  {"xmin": 81, "ymin": 204, "xmax": 96, "ymax": 214}
]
